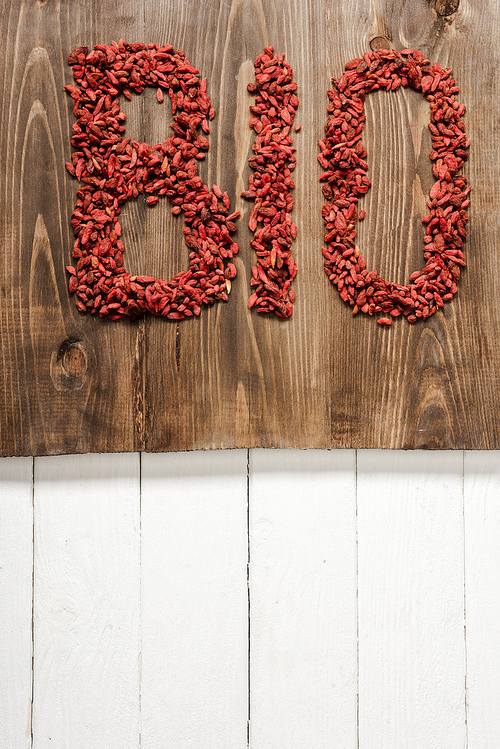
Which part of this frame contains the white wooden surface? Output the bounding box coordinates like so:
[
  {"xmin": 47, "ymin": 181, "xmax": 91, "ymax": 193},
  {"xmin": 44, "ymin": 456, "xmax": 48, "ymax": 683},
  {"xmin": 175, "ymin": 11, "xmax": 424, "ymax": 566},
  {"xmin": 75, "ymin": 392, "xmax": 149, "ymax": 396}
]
[
  {"xmin": 1, "ymin": 449, "xmax": 499, "ymax": 749},
  {"xmin": 0, "ymin": 457, "xmax": 33, "ymax": 749},
  {"xmin": 33, "ymin": 454, "xmax": 141, "ymax": 749},
  {"xmin": 140, "ymin": 451, "xmax": 248, "ymax": 748},
  {"xmin": 249, "ymin": 449, "xmax": 357, "ymax": 749},
  {"xmin": 357, "ymin": 451, "xmax": 466, "ymax": 749},
  {"xmin": 464, "ymin": 451, "xmax": 500, "ymax": 749}
]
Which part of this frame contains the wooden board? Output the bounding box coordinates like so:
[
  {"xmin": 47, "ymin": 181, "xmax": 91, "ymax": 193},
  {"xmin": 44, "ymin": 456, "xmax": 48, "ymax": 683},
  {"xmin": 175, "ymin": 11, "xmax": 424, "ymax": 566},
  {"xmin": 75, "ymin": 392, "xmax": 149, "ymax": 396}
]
[
  {"xmin": 0, "ymin": 0, "xmax": 498, "ymax": 455},
  {"xmin": 249, "ymin": 449, "xmax": 357, "ymax": 748},
  {"xmin": 140, "ymin": 451, "xmax": 248, "ymax": 747},
  {"xmin": 0, "ymin": 457, "xmax": 33, "ymax": 748},
  {"xmin": 464, "ymin": 451, "xmax": 500, "ymax": 748},
  {"xmin": 357, "ymin": 450, "xmax": 466, "ymax": 747},
  {"xmin": 33, "ymin": 453, "xmax": 141, "ymax": 747}
]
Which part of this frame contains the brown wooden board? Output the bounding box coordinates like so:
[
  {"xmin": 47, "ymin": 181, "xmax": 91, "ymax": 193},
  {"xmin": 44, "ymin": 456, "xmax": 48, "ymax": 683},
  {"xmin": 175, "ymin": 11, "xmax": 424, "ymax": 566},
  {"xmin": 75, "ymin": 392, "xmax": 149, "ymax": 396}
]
[{"xmin": 0, "ymin": 0, "xmax": 497, "ymax": 455}]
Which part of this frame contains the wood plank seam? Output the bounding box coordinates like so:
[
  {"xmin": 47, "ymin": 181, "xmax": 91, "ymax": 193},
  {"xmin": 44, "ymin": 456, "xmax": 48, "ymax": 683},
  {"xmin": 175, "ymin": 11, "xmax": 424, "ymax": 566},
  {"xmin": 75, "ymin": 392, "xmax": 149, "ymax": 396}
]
[
  {"xmin": 139, "ymin": 451, "xmax": 143, "ymax": 748},
  {"xmin": 246, "ymin": 448, "xmax": 251, "ymax": 749},
  {"xmin": 462, "ymin": 449, "xmax": 469, "ymax": 749},
  {"xmin": 30, "ymin": 456, "xmax": 34, "ymax": 749},
  {"xmin": 355, "ymin": 448, "xmax": 360, "ymax": 749}
]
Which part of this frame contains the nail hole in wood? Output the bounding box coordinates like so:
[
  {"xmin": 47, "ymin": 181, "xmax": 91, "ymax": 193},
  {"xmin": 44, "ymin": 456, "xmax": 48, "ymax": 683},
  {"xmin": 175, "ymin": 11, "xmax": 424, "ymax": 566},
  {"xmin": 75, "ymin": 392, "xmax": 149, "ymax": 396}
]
[
  {"xmin": 434, "ymin": 0, "xmax": 459, "ymax": 15},
  {"xmin": 370, "ymin": 36, "xmax": 392, "ymax": 52}
]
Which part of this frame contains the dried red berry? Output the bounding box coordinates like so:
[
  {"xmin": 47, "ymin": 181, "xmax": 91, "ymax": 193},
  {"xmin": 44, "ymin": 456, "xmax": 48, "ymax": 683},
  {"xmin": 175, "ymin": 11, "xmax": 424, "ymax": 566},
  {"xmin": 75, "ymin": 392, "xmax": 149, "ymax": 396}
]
[
  {"xmin": 319, "ymin": 48, "xmax": 470, "ymax": 325},
  {"xmin": 64, "ymin": 41, "xmax": 240, "ymax": 320},
  {"xmin": 242, "ymin": 47, "xmax": 298, "ymax": 319}
]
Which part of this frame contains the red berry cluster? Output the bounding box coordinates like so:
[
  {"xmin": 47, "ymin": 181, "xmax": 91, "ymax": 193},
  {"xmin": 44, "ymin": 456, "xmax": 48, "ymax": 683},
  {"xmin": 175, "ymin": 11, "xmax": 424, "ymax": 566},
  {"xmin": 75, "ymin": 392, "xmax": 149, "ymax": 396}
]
[
  {"xmin": 242, "ymin": 47, "xmax": 298, "ymax": 318},
  {"xmin": 319, "ymin": 48, "xmax": 470, "ymax": 326},
  {"xmin": 65, "ymin": 40, "xmax": 239, "ymax": 321}
]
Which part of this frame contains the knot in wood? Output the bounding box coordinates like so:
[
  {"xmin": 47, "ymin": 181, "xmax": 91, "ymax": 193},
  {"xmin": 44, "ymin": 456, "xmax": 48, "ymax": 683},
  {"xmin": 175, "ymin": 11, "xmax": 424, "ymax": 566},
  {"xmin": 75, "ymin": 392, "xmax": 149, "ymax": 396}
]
[
  {"xmin": 369, "ymin": 37, "xmax": 392, "ymax": 52},
  {"xmin": 434, "ymin": 0, "xmax": 460, "ymax": 16},
  {"xmin": 60, "ymin": 341, "xmax": 87, "ymax": 377}
]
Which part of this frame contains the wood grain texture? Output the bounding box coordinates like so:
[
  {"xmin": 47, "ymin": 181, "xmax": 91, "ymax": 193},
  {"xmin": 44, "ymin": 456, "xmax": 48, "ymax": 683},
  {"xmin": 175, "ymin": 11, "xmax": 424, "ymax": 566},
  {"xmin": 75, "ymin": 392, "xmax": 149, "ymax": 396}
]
[
  {"xmin": 140, "ymin": 451, "xmax": 248, "ymax": 749},
  {"xmin": 32, "ymin": 453, "xmax": 140, "ymax": 748},
  {"xmin": 0, "ymin": 0, "xmax": 145, "ymax": 457},
  {"xmin": 3, "ymin": 448, "xmax": 500, "ymax": 746},
  {"xmin": 0, "ymin": 0, "xmax": 499, "ymax": 454},
  {"xmin": 357, "ymin": 450, "xmax": 466, "ymax": 748},
  {"xmin": 249, "ymin": 449, "xmax": 357, "ymax": 749},
  {"xmin": 464, "ymin": 451, "xmax": 500, "ymax": 748},
  {"xmin": 0, "ymin": 457, "xmax": 33, "ymax": 749}
]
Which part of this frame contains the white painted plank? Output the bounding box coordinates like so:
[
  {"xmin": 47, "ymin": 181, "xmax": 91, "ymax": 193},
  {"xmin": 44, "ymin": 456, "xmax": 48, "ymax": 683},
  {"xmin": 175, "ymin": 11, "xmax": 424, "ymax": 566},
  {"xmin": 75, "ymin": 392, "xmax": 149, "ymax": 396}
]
[
  {"xmin": 357, "ymin": 450, "xmax": 465, "ymax": 749},
  {"xmin": 32, "ymin": 453, "xmax": 140, "ymax": 749},
  {"xmin": 249, "ymin": 449, "xmax": 357, "ymax": 749},
  {"xmin": 0, "ymin": 457, "xmax": 33, "ymax": 749},
  {"xmin": 140, "ymin": 450, "xmax": 248, "ymax": 749},
  {"xmin": 464, "ymin": 451, "xmax": 500, "ymax": 748}
]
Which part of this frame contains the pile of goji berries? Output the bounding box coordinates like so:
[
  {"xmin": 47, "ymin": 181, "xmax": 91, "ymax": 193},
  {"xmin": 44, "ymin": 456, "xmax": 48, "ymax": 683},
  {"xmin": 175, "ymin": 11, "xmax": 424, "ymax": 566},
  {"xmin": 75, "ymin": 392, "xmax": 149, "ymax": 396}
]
[
  {"xmin": 319, "ymin": 48, "xmax": 470, "ymax": 325},
  {"xmin": 65, "ymin": 40, "xmax": 239, "ymax": 320},
  {"xmin": 242, "ymin": 46, "xmax": 298, "ymax": 318}
]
